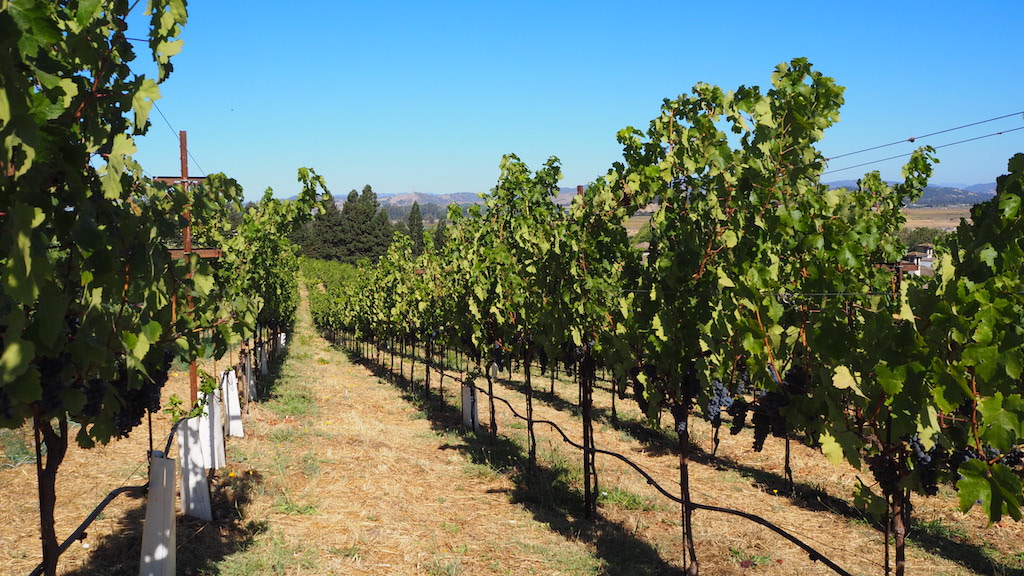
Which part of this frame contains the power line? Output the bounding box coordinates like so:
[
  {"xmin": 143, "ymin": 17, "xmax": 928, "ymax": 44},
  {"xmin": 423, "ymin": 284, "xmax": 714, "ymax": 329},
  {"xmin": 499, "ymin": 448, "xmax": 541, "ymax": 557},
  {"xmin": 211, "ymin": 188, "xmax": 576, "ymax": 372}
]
[
  {"xmin": 151, "ymin": 102, "xmax": 208, "ymax": 177},
  {"xmin": 826, "ymin": 111, "xmax": 1024, "ymax": 162},
  {"xmin": 824, "ymin": 125, "xmax": 1024, "ymax": 175}
]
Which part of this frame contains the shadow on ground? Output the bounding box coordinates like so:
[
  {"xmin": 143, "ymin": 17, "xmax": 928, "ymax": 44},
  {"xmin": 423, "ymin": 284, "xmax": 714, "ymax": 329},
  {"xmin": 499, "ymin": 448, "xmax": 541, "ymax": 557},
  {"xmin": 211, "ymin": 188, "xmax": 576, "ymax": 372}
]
[
  {"xmin": 60, "ymin": 340, "xmax": 292, "ymax": 576},
  {"xmin": 343, "ymin": 344, "xmax": 687, "ymax": 576},
  {"xmin": 60, "ymin": 468, "xmax": 267, "ymax": 576},
  {"xmin": 338, "ymin": 339, "xmax": 1024, "ymax": 576}
]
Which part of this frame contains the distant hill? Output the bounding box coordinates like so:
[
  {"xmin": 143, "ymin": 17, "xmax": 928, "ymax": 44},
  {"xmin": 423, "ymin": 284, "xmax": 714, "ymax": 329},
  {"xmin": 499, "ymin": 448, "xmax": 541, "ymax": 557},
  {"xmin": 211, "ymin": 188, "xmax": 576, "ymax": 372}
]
[
  {"xmin": 963, "ymin": 182, "xmax": 997, "ymax": 195},
  {"xmin": 378, "ymin": 191, "xmax": 482, "ymax": 207},
  {"xmin": 910, "ymin": 185, "xmax": 995, "ymax": 207},
  {"xmin": 317, "ymin": 180, "xmax": 998, "ymax": 222},
  {"xmin": 826, "ymin": 181, "xmax": 996, "ymax": 207}
]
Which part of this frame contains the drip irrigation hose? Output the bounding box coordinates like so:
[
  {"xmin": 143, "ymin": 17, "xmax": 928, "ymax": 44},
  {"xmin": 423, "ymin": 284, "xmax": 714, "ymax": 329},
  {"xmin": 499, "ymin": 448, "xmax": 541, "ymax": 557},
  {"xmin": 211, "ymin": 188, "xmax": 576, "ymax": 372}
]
[
  {"xmin": 28, "ymin": 485, "xmax": 147, "ymax": 576},
  {"xmin": 469, "ymin": 382, "xmax": 855, "ymax": 576}
]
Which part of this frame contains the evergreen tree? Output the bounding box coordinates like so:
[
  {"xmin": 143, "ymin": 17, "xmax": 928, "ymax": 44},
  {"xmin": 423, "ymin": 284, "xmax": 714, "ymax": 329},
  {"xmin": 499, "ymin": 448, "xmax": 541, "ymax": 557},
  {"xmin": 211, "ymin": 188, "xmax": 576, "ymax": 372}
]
[
  {"xmin": 295, "ymin": 184, "xmax": 395, "ymax": 263},
  {"xmin": 408, "ymin": 201, "xmax": 424, "ymax": 256},
  {"xmin": 433, "ymin": 219, "xmax": 448, "ymax": 252},
  {"xmin": 371, "ymin": 209, "xmax": 394, "ymax": 261},
  {"xmin": 301, "ymin": 193, "xmax": 346, "ymax": 260},
  {"xmin": 394, "ymin": 220, "xmax": 410, "ymax": 238},
  {"xmin": 338, "ymin": 189, "xmax": 363, "ymax": 262}
]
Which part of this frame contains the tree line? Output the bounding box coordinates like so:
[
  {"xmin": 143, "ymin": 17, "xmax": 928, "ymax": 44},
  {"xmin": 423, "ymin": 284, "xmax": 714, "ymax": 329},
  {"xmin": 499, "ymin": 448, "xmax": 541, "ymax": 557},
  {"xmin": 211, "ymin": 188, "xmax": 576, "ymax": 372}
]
[{"xmin": 293, "ymin": 185, "xmax": 447, "ymax": 263}]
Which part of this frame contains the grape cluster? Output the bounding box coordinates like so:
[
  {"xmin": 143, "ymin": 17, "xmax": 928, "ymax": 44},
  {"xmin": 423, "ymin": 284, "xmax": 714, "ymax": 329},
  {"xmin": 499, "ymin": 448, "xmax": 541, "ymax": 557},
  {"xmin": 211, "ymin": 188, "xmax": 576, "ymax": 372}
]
[
  {"xmin": 907, "ymin": 435, "xmax": 938, "ymax": 496},
  {"xmin": 681, "ymin": 366, "xmax": 699, "ymax": 410},
  {"xmin": 77, "ymin": 378, "xmax": 106, "ymax": 419},
  {"xmin": 751, "ymin": 391, "xmax": 787, "ymax": 452},
  {"xmin": 948, "ymin": 446, "xmax": 981, "ymax": 476},
  {"xmin": 1003, "ymin": 447, "xmax": 1024, "ymax": 467},
  {"xmin": 36, "ymin": 356, "xmax": 68, "ymax": 414},
  {"xmin": 111, "ymin": 349, "xmax": 173, "ymax": 438},
  {"xmin": 703, "ymin": 380, "xmax": 733, "ymax": 426},
  {"xmin": 782, "ymin": 365, "xmax": 810, "ymax": 394},
  {"xmin": 490, "ymin": 341, "xmax": 507, "ymax": 372},
  {"xmin": 866, "ymin": 453, "xmax": 900, "ymax": 496},
  {"xmin": 728, "ymin": 398, "xmax": 748, "ymax": 435},
  {"xmin": 734, "ymin": 368, "xmax": 750, "ymax": 395},
  {"xmin": 979, "ymin": 445, "xmax": 1024, "ymax": 468},
  {"xmin": 0, "ymin": 388, "xmax": 14, "ymax": 421},
  {"xmin": 563, "ymin": 342, "xmax": 587, "ymax": 371}
]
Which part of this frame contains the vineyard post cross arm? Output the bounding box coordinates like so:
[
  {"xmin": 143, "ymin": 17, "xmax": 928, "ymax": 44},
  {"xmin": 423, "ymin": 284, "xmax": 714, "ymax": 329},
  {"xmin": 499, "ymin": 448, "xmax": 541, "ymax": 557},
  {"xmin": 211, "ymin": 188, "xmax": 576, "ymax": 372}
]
[{"xmin": 154, "ymin": 131, "xmax": 223, "ymax": 404}]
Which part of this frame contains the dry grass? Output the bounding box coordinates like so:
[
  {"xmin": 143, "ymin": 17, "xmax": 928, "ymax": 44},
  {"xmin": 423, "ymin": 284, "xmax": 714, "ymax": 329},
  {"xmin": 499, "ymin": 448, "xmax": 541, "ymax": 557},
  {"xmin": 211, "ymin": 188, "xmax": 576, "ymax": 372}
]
[
  {"xmin": 903, "ymin": 207, "xmax": 972, "ymax": 230},
  {"xmin": 466, "ymin": 366, "xmax": 1024, "ymax": 576},
  {"xmin": 3, "ymin": 283, "xmax": 1021, "ymax": 576},
  {"xmin": 626, "ymin": 207, "xmax": 972, "ymax": 238}
]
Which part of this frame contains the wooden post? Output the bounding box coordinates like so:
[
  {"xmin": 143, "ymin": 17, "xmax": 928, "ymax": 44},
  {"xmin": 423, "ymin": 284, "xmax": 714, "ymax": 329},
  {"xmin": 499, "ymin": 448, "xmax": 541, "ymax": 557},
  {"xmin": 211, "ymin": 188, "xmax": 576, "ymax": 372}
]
[{"xmin": 156, "ymin": 131, "xmax": 222, "ymax": 405}]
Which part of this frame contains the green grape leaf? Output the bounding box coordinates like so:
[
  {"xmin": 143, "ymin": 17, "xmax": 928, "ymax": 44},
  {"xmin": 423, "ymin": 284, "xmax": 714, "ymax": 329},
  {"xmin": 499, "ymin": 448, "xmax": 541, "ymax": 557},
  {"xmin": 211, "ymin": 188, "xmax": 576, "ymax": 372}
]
[
  {"xmin": 131, "ymin": 78, "xmax": 161, "ymax": 131},
  {"xmin": 957, "ymin": 459, "xmax": 1023, "ymax": 523},
  {"xmin": 652, "ymin": 314, "xmax": 666, "ymax": 341},
  {"xmin": 0, "ymin": 339, "xmax": 35, "ymax": 384},
  {"xmin": 978, "ymin": 393, "xmax": 1024, "ymax": 452},
  {"xmin": 853, "ymin": 479, "xmax": 887, "ymax": 522},
  {"xmin": 819, "ymin": 428, "xmax": 860, "ymax": 467},
  {"xmin": 75, "ymin": 0, "xmax": 102, "ymax": 27},
  {"xmin": 832, "ymin": 366, "xmax": 865, "ymax": 398},
  {"xmin": 875, "ymin": 362, "xmax": 904, "ymax": 395},
  {"xmin": 192, "ymin": 270, "xmax": 215, "ymax": 296}
]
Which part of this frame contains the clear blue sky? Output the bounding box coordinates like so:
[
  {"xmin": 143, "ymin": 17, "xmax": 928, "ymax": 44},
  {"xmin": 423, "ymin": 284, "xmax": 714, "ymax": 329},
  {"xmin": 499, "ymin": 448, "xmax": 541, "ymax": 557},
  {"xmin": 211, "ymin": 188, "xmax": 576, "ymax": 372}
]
[{"xmin": 129, "ymin": 0, "xmax": 1024, "ymax": 202}]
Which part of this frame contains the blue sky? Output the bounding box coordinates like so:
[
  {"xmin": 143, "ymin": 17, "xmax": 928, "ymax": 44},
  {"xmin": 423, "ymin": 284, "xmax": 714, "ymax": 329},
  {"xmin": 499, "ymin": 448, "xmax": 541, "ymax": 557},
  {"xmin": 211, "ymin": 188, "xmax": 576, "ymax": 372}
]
[{"xmin": 129, "ymin": 1, "xmax": 1024, "ymax": 201}]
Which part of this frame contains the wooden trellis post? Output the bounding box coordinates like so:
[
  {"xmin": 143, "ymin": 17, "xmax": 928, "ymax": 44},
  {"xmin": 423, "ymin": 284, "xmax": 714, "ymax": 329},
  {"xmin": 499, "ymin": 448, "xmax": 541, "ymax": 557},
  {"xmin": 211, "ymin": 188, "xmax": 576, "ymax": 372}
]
[{"xmin": 156, "ymin": 131, "xmax": 222, "ymax": 404}]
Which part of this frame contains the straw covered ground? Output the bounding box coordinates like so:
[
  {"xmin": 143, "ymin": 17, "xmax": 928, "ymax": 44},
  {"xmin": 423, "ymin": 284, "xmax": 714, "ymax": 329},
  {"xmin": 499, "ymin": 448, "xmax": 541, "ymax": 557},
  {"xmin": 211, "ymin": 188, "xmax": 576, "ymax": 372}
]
[{"xmin": 1, "ymin": 283, "xmax": 1022, "ymax": 575}]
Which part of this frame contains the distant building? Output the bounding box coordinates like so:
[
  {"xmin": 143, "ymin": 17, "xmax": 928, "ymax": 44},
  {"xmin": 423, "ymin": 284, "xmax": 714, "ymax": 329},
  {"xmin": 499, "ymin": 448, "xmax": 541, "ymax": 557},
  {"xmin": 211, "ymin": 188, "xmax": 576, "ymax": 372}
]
[{"xmin": 901, "ymin": 244, "xmax": 935, "ymax": 277}]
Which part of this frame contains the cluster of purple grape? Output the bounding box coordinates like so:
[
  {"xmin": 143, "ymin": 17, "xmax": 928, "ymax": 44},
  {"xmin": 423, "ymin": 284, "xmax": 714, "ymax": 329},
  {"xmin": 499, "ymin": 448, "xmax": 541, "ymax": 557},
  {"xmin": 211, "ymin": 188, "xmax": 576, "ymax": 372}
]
[
  {"xmin": 866, "ymin": 453, "xmax": 900, "ymax": 496},
  {"xmin": 703, "ymin": 380, "xmax": 733, "ymax": 426},
  {"xmin": 728, "ymin": 398, "xmax": 749, "ymax": 435},
  {"xmin": 1003, "ymin": 447, "xmax": 1024, "ymax": 467},
  {"xmin": 907, "ymin": 435, "xmax": 938, "ymax": 496},
  {"xmin": 110, "ymin": 349, "xmax": 173, "ymax": 438},
  {"xmin": 0, "ymin": 389, "xmax": 14, "ymax": 421},
  {"xmin": 751, "ymin": 391, "xmax": 788, "ymax": 452},
  {"xmin": 77, "ymin": 379, "xmax": 106, "ymax": 419},
  {"xmin": 490, "ymin": 340, "xmax": 507, "ymax": 372},
  {"xmin": 36, "ymin": 356, "xmax": 68, "ymax": 414}
]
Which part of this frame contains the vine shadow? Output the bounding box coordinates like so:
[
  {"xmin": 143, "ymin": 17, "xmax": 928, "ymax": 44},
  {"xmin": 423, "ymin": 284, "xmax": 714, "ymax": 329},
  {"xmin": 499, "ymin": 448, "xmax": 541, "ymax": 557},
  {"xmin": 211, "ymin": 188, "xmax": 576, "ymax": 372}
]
[
  {"xmin": 61, "ymin": 469, "xmax": 268, "ymax": 576},
  {"xmin": 348, "ymin": 346, "xmax": 687, "ymax": 576},
  {"xmin": 450, "ymin": 359, "xmax": 1023, "ymax": 576}
]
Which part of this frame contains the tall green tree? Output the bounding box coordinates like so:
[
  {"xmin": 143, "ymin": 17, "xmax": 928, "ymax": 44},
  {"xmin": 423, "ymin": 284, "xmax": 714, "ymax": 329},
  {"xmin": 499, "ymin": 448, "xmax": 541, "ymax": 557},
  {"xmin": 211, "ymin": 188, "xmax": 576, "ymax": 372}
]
[
  {"xmin": 433, "ymin": 219, "xmax": 448, "ymax": 252},
  {"xmin": 333, "ymin": 185, "xmax": 393, "ymax": 263},
  {"xmin": 371, "ymin": 208, "xmax": 394, "ymax": 260},
  {"xmin": 299, "ymin": 193, "xmax": 346, "ymax": 261},
  {"xmin": 408, "ymin": 201, "xmax": 424, "ymax": 256}
]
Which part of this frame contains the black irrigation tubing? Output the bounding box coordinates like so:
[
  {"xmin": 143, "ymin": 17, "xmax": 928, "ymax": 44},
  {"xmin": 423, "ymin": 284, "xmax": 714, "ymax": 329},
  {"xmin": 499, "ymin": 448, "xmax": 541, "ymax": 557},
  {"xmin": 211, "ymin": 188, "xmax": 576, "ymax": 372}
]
[
  {"xmin": 164, "ymin": 417, "xmax": 184, "ymax": 456},
  {"xmin": 468, "ymin": 382, "xmax": 856, "ymax": 576},
  {"xmin": 28, "ymin": 485, "xmax": 148, "ymax": 576}
]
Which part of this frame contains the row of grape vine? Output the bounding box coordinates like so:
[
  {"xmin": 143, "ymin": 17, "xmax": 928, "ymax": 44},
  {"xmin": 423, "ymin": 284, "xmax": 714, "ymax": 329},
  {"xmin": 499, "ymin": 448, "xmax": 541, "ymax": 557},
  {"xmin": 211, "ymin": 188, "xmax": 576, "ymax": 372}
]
[
  {"xmin": 303, "ymin": 59, "xmax": 1023, "ymax": 576},
  {"xmin": 0, "ymin": 4, "xmax": 329, "ymax": 574}
]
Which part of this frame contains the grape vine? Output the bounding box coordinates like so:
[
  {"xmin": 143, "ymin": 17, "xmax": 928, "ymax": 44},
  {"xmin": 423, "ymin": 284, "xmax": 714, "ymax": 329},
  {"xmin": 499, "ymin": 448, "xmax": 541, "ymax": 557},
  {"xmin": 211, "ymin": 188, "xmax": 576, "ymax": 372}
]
[{"xmin": 298, "ymin": 60, "xmax": 1024, "ymax": 576}]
